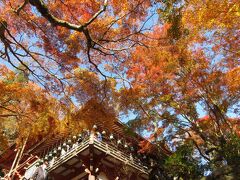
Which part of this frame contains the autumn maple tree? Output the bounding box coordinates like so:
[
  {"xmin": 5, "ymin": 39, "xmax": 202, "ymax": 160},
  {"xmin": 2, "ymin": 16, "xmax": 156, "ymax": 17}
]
[
  {"xmin": 0, "ymin": 0, "xmax": 239, "ymax": 179},
  {"xmin": 0, "ymin": 0, "xmax": 152, "ymax": 142},
  {"xmin": 121, "ymin": 0, "xmax": 240, "ymax": 178},
  {"xmin": 0, "ymin": 66, "xmax": 62, "ymax": 149}
]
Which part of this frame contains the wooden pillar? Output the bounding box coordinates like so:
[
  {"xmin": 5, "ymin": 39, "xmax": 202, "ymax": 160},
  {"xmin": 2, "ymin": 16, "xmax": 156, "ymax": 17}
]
[
  {"xmin": 89, "ymin": 174, "xmax": 96, "ymax": 180},
  {"xmin": 89, "ymin": 135, "xmax": 95, "ymax": 180}
]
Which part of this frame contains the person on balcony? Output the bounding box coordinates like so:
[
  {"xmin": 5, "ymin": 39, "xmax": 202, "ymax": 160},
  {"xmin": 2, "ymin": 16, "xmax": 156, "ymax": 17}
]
[
  {"xmin": 96, "ymin": 132, "xmax": 102, "ymax": 141},
  {"xmin": 30, "ymin": 160, "xmax": 48, "ymax": 180}
]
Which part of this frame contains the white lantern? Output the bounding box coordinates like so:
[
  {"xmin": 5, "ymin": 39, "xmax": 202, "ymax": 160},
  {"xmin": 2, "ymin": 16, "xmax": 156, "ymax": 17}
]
[{"xmin": 109, "ymin": 134, "xmax": 114, "ymax": 140}]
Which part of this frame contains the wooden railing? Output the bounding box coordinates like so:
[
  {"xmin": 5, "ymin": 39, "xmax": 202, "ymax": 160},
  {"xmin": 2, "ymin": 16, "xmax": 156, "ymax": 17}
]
[
  {"xmin": 47, "ymin": 138, "xmax": 90, "ymax": 172},
  {"xmin": 93, "ymin": 138, "xmax": 148, "ymax": 174},
  {"xmin": 46, "ymin": 137, "xmax": 148, "ymax": 175}
]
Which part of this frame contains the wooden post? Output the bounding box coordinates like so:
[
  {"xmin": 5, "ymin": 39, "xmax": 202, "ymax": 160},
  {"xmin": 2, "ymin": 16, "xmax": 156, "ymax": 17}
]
[
  {"xmin": 7, "ymin": 148, "xmax": 21, "ymax": 177},
  {"xmin": 89, "ymin": 134, "xmax": 95, "ymax": 180},
  {"xmin": 88, "ymin": 174, "xmax": 96, "ymax": 180},
  {"xmin": 9, "ymin": 134, "xmax": 29, "ymax": 178}
]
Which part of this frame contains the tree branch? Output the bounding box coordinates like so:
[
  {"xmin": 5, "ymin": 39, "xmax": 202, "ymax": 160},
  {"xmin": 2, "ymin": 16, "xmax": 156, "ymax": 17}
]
[
  {"xmin": 14, "ymin": 0, "xmax": 29, "ymax": 15},
  {"xmin": 28, "ymin": 0, "xmax": 108, "ymax": 32},
  {"xmin": 0, "ymin": 114, "xmax": 18, "ymax": 117}
]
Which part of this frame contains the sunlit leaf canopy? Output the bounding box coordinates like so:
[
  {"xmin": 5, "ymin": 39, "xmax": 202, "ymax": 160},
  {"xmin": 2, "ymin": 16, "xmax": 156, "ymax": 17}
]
[{"xmin": 0, "ymin": 0, "xmax": 239, "ymax": 178}]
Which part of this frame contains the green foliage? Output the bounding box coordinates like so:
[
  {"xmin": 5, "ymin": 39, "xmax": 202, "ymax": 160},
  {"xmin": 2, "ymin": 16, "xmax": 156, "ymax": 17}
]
[
  {"xmin": 164, "ymin": 143, "xmax": 204, "ymax": 179},
  {"xmin": 222, "ymin": 135, "xmax": 240, "ymax": 166},
  {"xmin": 157, "ymin": 0, "xmax": 186, "ymax": 40}
]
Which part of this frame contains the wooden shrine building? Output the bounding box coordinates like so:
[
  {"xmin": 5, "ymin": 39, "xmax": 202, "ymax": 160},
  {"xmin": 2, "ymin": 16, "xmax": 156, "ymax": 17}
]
[{"xmin": 0, "ymin": 121, "xmax": 151, "ymax": 179}]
